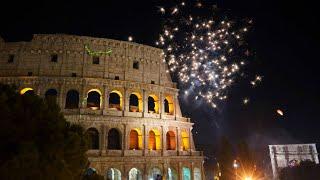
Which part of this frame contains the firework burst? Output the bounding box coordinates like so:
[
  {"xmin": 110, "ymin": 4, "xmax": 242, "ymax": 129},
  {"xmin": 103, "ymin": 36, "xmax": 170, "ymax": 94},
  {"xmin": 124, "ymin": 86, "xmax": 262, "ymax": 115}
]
[{"xmin": 156, "ymin": 1, "xmax": 258, "ymax": 108}]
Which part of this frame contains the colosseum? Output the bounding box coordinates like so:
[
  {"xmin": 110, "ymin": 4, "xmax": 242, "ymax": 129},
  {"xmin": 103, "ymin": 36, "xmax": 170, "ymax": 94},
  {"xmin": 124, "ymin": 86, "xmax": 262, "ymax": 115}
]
[{"xmin": 0, "ymin": 34, "xmax": 204, "ymax": 180}]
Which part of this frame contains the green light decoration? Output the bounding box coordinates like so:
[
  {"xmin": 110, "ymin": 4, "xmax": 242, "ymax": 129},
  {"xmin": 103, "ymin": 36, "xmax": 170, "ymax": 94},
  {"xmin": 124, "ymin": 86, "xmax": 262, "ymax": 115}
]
[{"xmin": 85, "ymin": 44, "xmax": 112, "ymax": 56}]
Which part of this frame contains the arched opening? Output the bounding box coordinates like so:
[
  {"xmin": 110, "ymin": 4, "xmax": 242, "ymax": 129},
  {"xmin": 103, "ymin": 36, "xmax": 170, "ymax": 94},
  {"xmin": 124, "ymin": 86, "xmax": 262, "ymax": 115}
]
[
  {"xmin": 20, "ymin": 87, "xmax": 34, "ymax": 95},
  {"xmin": 65, "ymin": 89, "xmax": 79, "ymax": 109},
  {"xmin": 149, "ymin": 131, "xmax": 156, "ymax": 150},
  {"xmin": 148, "ymin": 129, "xmax": 161, "ymax": 150},
  {"xmin": 182, "ymin": 167, "xmax": 191, "ymax": 180},
  {"xmin": 108, "ymin": 128, "xmax": 121, "ymax": 150},
  {"xmin": 128, "ymin": 168, "xmax": 142, "ymax": 180},
  {"xmin": 164, "ymin": 96, "xmax": 174, "ymax": 115},
  {"xmin": 166, "ymin": 131, "xmax": 176, "ymax": 150},
  {"xmin": 181, "ymin": 131, "xmax": 190, "ymax": 151},
  {"xmin": 148, "ymin": 95, "xmax": 159, "ymax": 113},
  {"xmin": 167, "ymin": 168, "xmax": 178, "ymax": 180},
  {"xmin": 45, "ymin": 89, "xmax": 58, "ymax": 102},
  {"xmin": 194, "ymin": 168, "xmax": 201, "ymax": 180},
  {"xmin": 129, "ymin": 129, "xmax": 142, "ymax": 150},
  {"xmin": 106, "ymin": 168, "xmax": 121, "ymax": 180},
  {"xmin": 85, "ymin": 128, "xmax": 99, "ymax": 150},
  {"xmin": 87, "ymin": 89, "xmax": 101, "ymax": 110},
  {"xmin": 109, "ymin": 90, "xmax": 122, "ymax": 111},
  {"xmin": 129, "ymin": 93, "xmax": 142, "ymax": 112},
  {"xmin": 148, "ymin": 167, "xmax": 162, "ymax": 180}
]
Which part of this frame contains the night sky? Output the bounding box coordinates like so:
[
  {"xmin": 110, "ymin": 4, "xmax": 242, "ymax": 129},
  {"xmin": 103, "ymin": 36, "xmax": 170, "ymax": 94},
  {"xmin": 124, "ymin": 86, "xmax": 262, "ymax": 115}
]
[{"xmin": 1, "ymin": 0, "xmax": 320, "ymax": 157}]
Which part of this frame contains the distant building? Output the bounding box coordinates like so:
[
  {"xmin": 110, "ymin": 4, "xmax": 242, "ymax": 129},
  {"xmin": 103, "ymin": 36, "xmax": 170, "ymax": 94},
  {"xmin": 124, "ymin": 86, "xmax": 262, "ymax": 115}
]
[{"xmin": 268, "ymin": 144, "xmax": 319, "ymax": 179}]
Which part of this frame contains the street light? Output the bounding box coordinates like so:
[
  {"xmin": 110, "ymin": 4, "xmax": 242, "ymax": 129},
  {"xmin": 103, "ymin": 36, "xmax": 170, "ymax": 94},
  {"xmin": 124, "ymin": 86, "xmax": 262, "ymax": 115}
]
[
  {"xmin": 244, "ymin": 177, "xmax": 252, "ymax": 180},
  {"xmin": 233, "ymin": 160, "xmax": 239, "ymax": 180}
]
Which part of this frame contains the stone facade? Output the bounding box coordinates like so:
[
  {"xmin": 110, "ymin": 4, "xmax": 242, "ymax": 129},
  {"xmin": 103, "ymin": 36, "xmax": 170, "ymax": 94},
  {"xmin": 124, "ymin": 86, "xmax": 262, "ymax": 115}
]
[
  {"xmin": 0, "ymin": 34, "xmax": 204, "ymax": 180},
  {"xmin": 268, "ymin": 144, "xmax": 319, "ymax": 179}
]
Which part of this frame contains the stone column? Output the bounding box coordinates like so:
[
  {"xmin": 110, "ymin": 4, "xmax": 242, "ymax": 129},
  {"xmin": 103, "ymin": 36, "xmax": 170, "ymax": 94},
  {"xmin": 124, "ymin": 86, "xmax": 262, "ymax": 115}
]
[
  {"xmin": 100, "ymin": 124, "xmax": 106, "ymax": 156},
  {"xmin": 191, "ymin": 162, "xmax": 194, "ymax": 180},
  {"xmin": 125, "ymin": 89, "xmax": 130, "ymax": 113},
  {"xmin": 123, "ymin": 87, "xmax": 127, "ymax": 115},
  {"xmin": 162, "ymin": 126, "xmax": 166, "ymax": 155},
  {"xmin": 174, "ymin": 94, "xmax": 178, "ymax": 119},
  {"xmin": 177, "ymin": 127, "xmax": 181, "ymax": 153},
  {"xmin": 143, "ymin": 90, "xmax": 148, "ymax": 116},
  {"xmin": 81, "ymin": 84, "xmax": 87, "ymax": 108},
  {"xmin": 189, "ymin": 127, "xmax": 193, "ymax": 152},
  {"xmin": 60, "ymin": 84, "xmax": 66, "ymax": 109},
  {"xmin": 101, "ymin": 85, "xmax": 106, "ymax": 110},
  {"xmin": 160, "ymin": 92, "xmax": 164, "ymax": 117},
  {"xmin": 158, "ymin": 92, "xmax": 162, "ymax": 115},
  {"xmin": 178, "ymin": 162, "xmax": 182, "ymax": 180},
  {"xmin": 123, "ymin": 124, "xmax": 127, "ymax": 154},
  {"xmin": 104, "ymin": 87, "xmax": 109, "ymax": 111},
  {"xmin": 143, "ymin": 125, "xmax": 147, "ymax": 154}
]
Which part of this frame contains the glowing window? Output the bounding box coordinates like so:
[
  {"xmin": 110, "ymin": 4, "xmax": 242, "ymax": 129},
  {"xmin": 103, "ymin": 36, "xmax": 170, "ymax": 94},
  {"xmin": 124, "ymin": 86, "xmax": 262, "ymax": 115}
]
[
  {"xmin": 129, "ymin": 130, "xmax": 142, "ymax": 150},
  {"xmin": 166, "ymin": 131, "xmax": 176, "ymax": 150},
  {"xmin": 148, "ymin": 167, "xmax": 162, "ymax": 180},
  {"xmin": 109, "ymin": 91, "xmax": 122, "ymax": 111},
  {"xmin": 107, "ymin": 168, "xmax": 121, "ymax": 180},
  {"xmin": 164, "ymin": 96, "xmax": 174, "ymax": 115},
  {"xmin": 128, "ymin": 168, "xmax": 142, "ymax": 180},
  {"xmin": 182, "ymin": 167, "xmax": 191, "ymax": 180},
  {"xmin": 87, "ymin": 90, "xmax": 101, "ymax": 110},
  {"xmin": 148, "ymin": 95, "xmax": 159, "ymax": 113},
  {"xmin": 181, "ymin": 131, "xmax": 190, "ymax": 151},
  {"xmin": 194, "ymin": 168, "xmax": 201, "ymax": 180},
  {"xmin": 167, "ymin": 168, "xmax": 178, "ymax": 180}
]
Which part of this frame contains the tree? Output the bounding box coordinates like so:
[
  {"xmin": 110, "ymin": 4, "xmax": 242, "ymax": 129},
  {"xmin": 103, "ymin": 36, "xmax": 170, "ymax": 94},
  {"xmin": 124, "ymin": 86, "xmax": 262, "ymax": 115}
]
[
  {"xmin": 216, "ymin": 136, "xmax": 234, "ymax": 180},
  {"xmin": 237, "ymin": 140, "xmax": 254, "ymax": 171},
  {"xmin": 0, "ymin": 84, "xmax": 88, "ymax": 180}
]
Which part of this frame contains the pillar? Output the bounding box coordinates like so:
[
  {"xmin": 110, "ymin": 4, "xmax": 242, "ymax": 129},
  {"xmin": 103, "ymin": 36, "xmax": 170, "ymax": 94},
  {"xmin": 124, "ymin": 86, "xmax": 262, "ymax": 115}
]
[
  {"xmin": 100, "ymin": 125, "xmax": 106, "ymax": 155},
  {"xmin": 162, "ymin": 126, "xmax": 166, "ymax": 155},
  {"xmin": 123, "ymin": 124, "xmax": 127, "ymax": 154}
]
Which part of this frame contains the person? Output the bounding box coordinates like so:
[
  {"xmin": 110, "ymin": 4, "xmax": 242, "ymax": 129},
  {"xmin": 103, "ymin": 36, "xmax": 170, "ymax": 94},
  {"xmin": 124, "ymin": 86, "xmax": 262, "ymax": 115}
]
[{"xmin": 156, "ymin": 174, "xmax": 162, "ymax": 180}]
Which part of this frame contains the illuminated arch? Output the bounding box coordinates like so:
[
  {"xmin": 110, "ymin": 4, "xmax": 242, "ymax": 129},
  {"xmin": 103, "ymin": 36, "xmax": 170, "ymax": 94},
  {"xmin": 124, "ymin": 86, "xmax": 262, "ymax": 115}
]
[
  {"xmin": 87, "ymin": 89, "xmax": 102, "ymax": 110},
  {"xmin": 128, "ymin": 168, "xmax": 142, "ymax": 180},
  {"xmin": 148, "ymin": 167, "xmax": 162, "ymax": 180},
  {"xmin": 65, "ymin": 89, "xmax": 79, "ymax": 109},
  {"xmin": 194, "ymin": 167, "xmax": 201, "ymax": 180},
  {"xmin": 167, "ymin": 168, "xmax": 178, "ymax": 180},
  {"xmin": 129, "ymin": 129, "xmax": 142, "ymax": 150},
  {"xmin": 107, "ymin": 128, "xmax": 121, "ymax": 150},
  {"xmin": 164, "ymin": 95, "xmax": 174, "ymax": 115},
  {"xmin": 20, "ymin": 87, "xmax": 34, "ymax": 95},
  {"xmin": 182, "ymin": 167, "xmax": 191, "ymax": 180},
  {"xmin": 166, "ymin": 131, "xmax": 176, "ymax": 150},
  {"xmin": 148, "ymin": 129, "xmax": 161, "ymax": 150},
  {"xmin": 106, "ymin": 168, "xmax": 121, "ymax": 180},
  {"xmin": 129, "ymin": 92, "xmax": 143, "ymax": 112},
  {"xmin": 181, "ymin": 130, "xmax": 190, "ymax": 151},
  {"xmin": 148, "ymin": 94, "xmax": 159, "ymax": 113},
  {"xmin": 109, "ymin": 90, "xmax": 123, "ymax": 111},
  {"xmin": 85, "ymin": 128, "xmax": 99, "ymax": 150}
]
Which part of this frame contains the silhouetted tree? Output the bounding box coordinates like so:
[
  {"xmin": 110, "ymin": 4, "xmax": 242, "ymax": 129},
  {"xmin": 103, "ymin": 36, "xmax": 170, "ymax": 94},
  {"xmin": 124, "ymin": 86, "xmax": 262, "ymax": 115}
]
[
  {"xmin": 279, "ymin": 160, "xmax": 320, "ymax": 180},
  {"xmin": 237, "ymin": 140, "xmax": 254, "ymax": 171},
  {"xmin": 0, "ymin": 84, "xmax": 88, "ymax": 180},
  {"xmin": 217, "ymin": 136, "xmax": 234, "ymax": 180}
]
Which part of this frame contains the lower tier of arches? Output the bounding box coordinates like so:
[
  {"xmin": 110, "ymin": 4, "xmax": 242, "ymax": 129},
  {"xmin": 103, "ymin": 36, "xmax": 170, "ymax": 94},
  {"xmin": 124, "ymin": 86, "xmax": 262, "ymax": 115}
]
[{"xmin": 87, "ymin": 156, "xmax": 204, "ymax": 180}]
